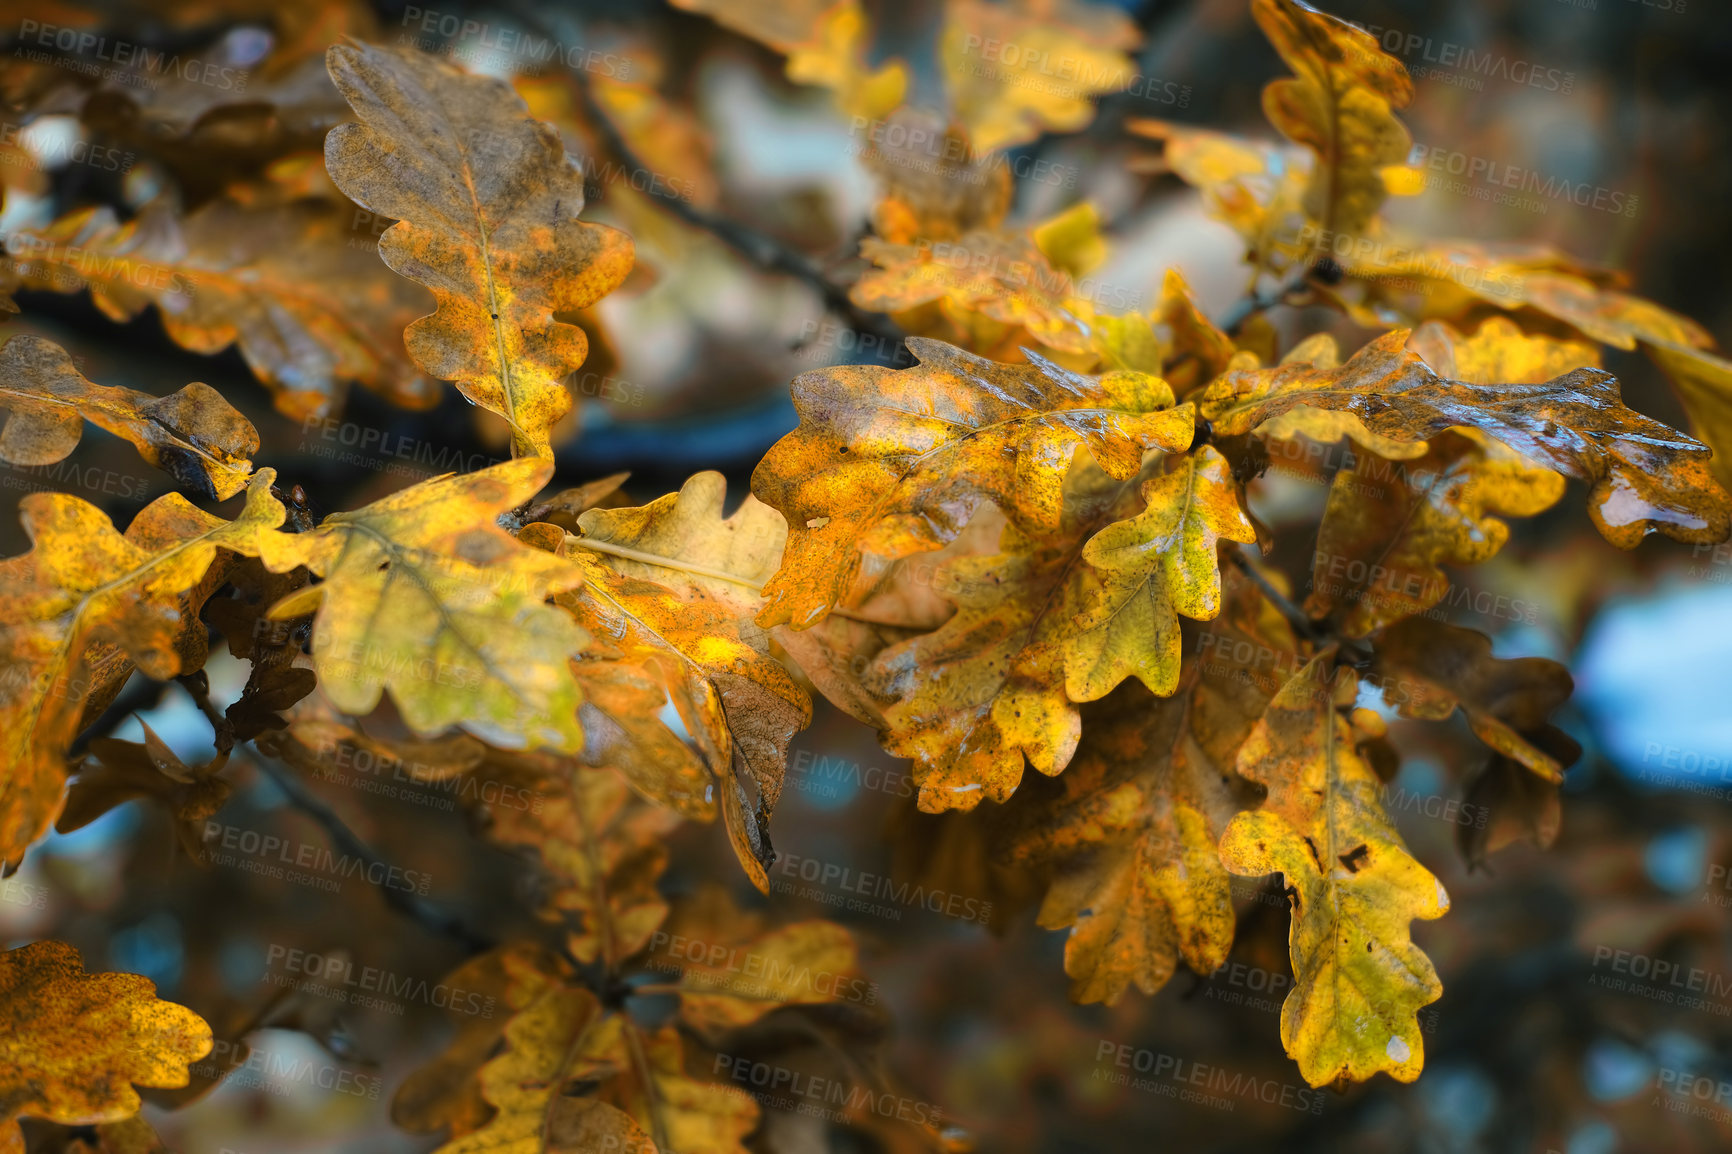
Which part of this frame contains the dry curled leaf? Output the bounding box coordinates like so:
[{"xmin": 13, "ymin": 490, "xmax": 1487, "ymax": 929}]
[
  {"xmin": 1200, "ymin": 329, "xmax": 1732, "ymax": 549},
  {"xmin": 1372, "ymin": 617, "xmax": 1579, "ymax": 784},
  {"xmin": 0, "ymin": 334, "xmax": 257, "ymax": 500},
  {"xmin": 59, "ymin": 720, "xmax": 231, "ymax": 864},
  {"xmin": 556, "ymin": 471, "xmax": 810, "ymax": 890},
  {"xmin": 325, "ymin": 40, "xmax": 635, "ymax": 457}
]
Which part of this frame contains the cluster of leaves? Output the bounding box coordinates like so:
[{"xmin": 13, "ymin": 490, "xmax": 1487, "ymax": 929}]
[{"xmin": 1, "ymin": 0, "xmax": 1729, "ymax": 1150}]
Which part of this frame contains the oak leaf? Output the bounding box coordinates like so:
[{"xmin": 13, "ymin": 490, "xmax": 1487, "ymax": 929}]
[
  {"xmin": 254, "ymin": 458, "xmax": 589, "ymax": 751},
  {"xmin": 0, "ymin": 471, "xmax": 283, "ymax": 869},
  {"xmin": 2, "ymin": 194, "xmax": 436, "ymax": 420},
  {"xmin": 325, "ymin": 40, "xmax": 635, "ymax": 457},
  {"xmin": 1252, "ymin": 0, "xmax": 1419, "ymax": 245},
  {"xmin": 1218, "ymin": 654, "xmax": 1448, "ymax": 1086},
  {"xmin": 1198, "ymin": 328, "xmax": 1731, "ymax": 548},
  {"xmin": 850, "ymin": 229, "xmax": 1097, "ymax": 364},
  {"xmin": 0, "ymin": 334, "xmax": 257, "ymax": 500},
  {"xmin": 753, "ymin": 337, "xmax": 1194, "ymax": 630},
  {"xmin": 473, "ymin": 756, "xmax": 679, "ymax": 968},
  {"xmin": 1126, "ymin": 121, "xmax": 1311, "ymax": 281},
  {"xmin": 1, "ymin": 940, "xmax": 211, "ymax": 1147},
  {"xmin": 1008, "ymin": 683, "xmax": 1242, "ymax": 1004},
  {"xmin": 940, "ymin": 0, "xmax": 1139, "ymax": 153},
  {"xmin": 430, "ymin": 979, "xmax": 662, "ymax": 1154},
  {"xmin": 1372, "ymin": 618, "xmax": 1578, "ymax": 783},
  {"xmin": 862, "ymin": 458, "xmax": 1158, "ymax": 811},
  {"xmin": 670, "ymin": 0, "xmax": 907, "ymax": 122},
  {"xmin": 555, "ymin": 471, "xmax": 810, "ymax": 889},
  {"xmin": 1303, "ymin": 428, "xmax": 1564, "ymax": 637},
  {"xmin": 644, "ymin": 885, "xmax": 868, "ymax": 1034},
  {"xmin": 1067, "ymin": 444, "xmax": 1255, "ymax": 701},
  {"xmin": 391, "ymin": 942, "xmax": 565, "ymax": 1138}
]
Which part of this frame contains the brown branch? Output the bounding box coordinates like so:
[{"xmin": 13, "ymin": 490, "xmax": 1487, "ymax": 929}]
[
  {"xmin": 508, "ymin": 2, "xmax": 909, "ymax": 360},
  {"xmin": 1224, "ymin": 545, "xmax": 1373, "ymax": 666}
]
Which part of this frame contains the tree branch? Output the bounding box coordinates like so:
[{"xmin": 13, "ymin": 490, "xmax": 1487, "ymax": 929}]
[
  {"xmin": 250, "ymin": 754, "xmax": 497, "ymax": 953},
  {"xmin": 1224, "ymin": 545, "xmax": 1373, "ymax": 666},
  {"xmin": 509, "ymin": 2, "xmax": 909, "ymax": 361}
]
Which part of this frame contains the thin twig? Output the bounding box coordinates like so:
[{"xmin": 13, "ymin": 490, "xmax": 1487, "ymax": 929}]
[
  {"xmin": 509, "ymin": 2, "xmax": 909, "ymax": 359},
  {"xmin": 1214, "ymin": 267, "xmax": 1311, "ymax": 336},
  {"xmin": 250, "ymin": 755, "xmax": 497, "ymax": 953},
  {"xmin": 1225, "ymin": 547, "xmax": 1374, "ymax": 666}
]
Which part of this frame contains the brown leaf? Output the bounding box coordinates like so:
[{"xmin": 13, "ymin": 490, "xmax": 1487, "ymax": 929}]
[
  {"xmin": 1199, "ymin": 329, "xmax": 1731, "ymax": 548},
  {"xmin": 325, "ymin": 40, "xmax": 635, "ymax": 457},
  {"xmin": 1372, "ymin": 617, "xmax": 1579, "ymax": 783},
  {"xmin": 58, "ymin": 720, "xmax": 231, "ymax": 864},
  {"xmin": 3, "ymin": 194, "xmax": 436, "ymax": 419},
  {"xmin": 0, "ymin": 333, "xmax": 256, "ymax": 500},
  {"xmin": 0, "ymin": 472, "xmax": 282, "ymax": 869}
]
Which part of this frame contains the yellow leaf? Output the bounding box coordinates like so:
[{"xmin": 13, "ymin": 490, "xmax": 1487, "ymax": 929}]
[
  {"xmin": 570, "ymin": 1018, "xmax": 758, "ymax": 1154},
  {"xmin": 649, "ymin": 888, "xmax": 866, "ymax": 1032},
  {"xmin": 1406, "ymin": 317, "xmax": 1601, "ymax": 385},
  {"xmin": 1066, "ymin": 445, "xmax": 1255, "ymax": 700},
  {"xmin": 1009, "ymin": 685, "xmax": 1241, "ymax": 1004},
  {"xmin": 1645, "ymin": 340, "xmax": 1732, "ymax": 493},
  {"xmin": 431, "ymin": 979, "xmax": 658, "ymax": 1154},
  {"xmin": 1218, "ymin": 656, "xmax": 1448, "ymax": 1086},
  {"xmin": 851, "ymin": 229, "xmax": 1099, "ymax": 363},
  {"xmin": 478, "ymin": 756, "xmax": 679, "ymax": 967},
  {"xmin": 325, "ymin": 41, "xmax": 634, "ymax": 457},
  {"xmin": 1253, "ymin": 0, "xmax": 1414, "ymax": 242},
  {"xmin": 1031, "ymin": 202, "xmax": 1107, "ymax": 277},
  {"xmin": 785, "ymin": 1, "xmax": 909, "ymax": 122},
  {"xmin": 1304, "ymin": 428, "xmax": 1564, "ymax": 637},
  {"xmin": 940, "ymin": 0, "xmax": 1140, "ymax": 153},
  {"xmin": 1200, "ymin": 329, "xmax": 1731, "ymax": 549},
  {"xmin": 0, "ymin": 472, "xmax": 283, "ymax": 869},
  {"xmin": 391, "ymin": 942, "xmax": 563, "ymax": 1138},
  {"xmin": 656, "ymin": 0, "xmax": 907, "ymax": 125},
  {"xmin": 0, "ymin": 940, "xmax": 211, "ymax": 1146},
  {"xmin": 1128, "ymin": 121, "xmax": 1311, "ymax": 275},
  {"xmin": 754, "ymin": 338, "xmax": 1194, "ymax": 630},
  {"xmin": 555, "ymin": 473, "xmax": 807, "ymax": 888},
  {"xmin": 0, "ymin": 334, "xmax": 256, "ymax": 500},
  {"xmin": 863, "ymin": 456, "xmax": 1165, "ymax": 811},
  {"xmin": 2, "ymin": 194, "xmax": 436, "ymax": 420},
  {"xmin": 255, "ymin": 458, "xmax": 589, "ymax": 751}
]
